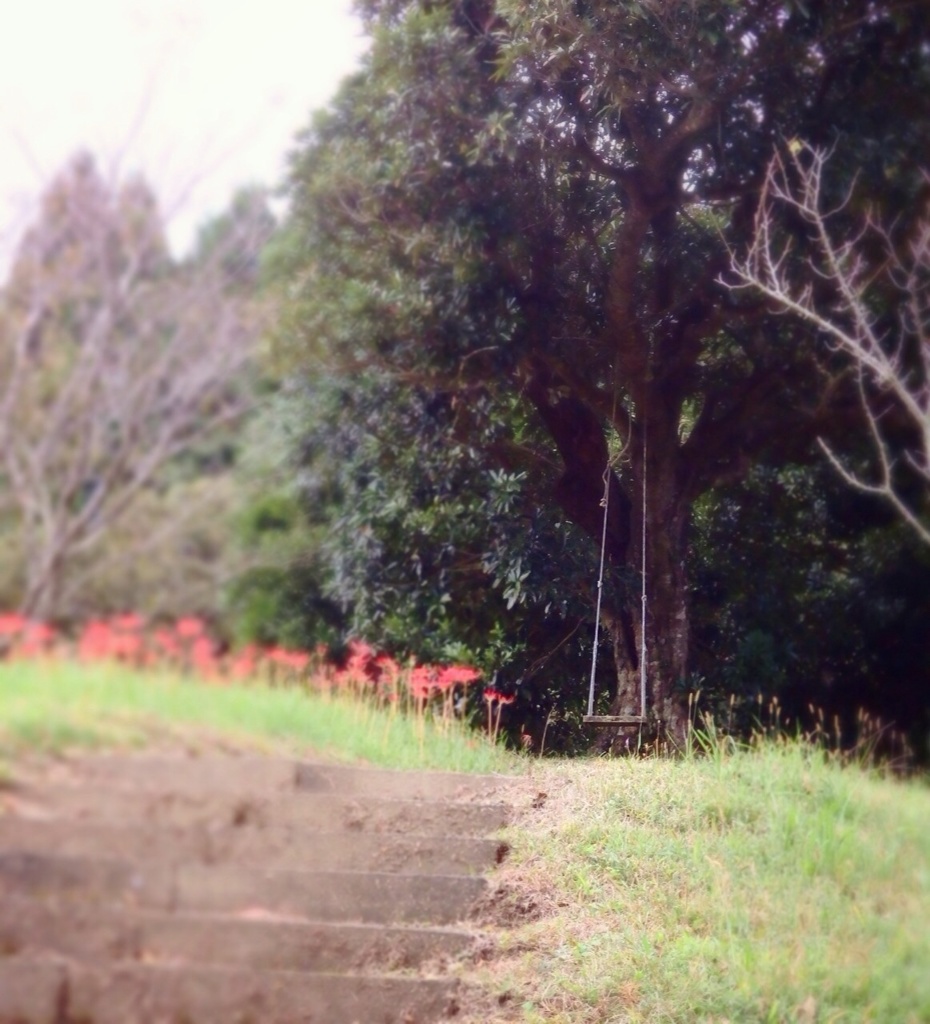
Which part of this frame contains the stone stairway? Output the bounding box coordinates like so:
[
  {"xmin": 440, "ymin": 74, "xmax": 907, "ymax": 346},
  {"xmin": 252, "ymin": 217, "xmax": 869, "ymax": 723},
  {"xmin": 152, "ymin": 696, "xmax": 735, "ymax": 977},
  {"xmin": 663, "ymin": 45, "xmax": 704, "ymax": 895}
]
[{"xmin": 0, "ymin": 751, "xmax": 517, "ymax": 1023}]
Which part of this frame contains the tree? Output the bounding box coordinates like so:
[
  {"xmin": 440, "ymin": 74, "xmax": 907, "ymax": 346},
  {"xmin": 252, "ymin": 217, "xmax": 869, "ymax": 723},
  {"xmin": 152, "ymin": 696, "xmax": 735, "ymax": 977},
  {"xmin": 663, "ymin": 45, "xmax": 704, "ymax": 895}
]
[
  {"xmin": 282, "ymin": 0, "xmax": 930, "ymax": 741},
  {"xmin": 689, "ymin": 458, "xmax": 930, "ymax": 760},
  {"xmin": 729, "ymin": 143, "xmax": 930, "ymax": 544},
  {"xmin": 0, "ymin": 154, "xmax": 272, "ymax": 619},
  {"xmin": 278, "ymin": 364, "xmax": 613, "ymax": 749}
]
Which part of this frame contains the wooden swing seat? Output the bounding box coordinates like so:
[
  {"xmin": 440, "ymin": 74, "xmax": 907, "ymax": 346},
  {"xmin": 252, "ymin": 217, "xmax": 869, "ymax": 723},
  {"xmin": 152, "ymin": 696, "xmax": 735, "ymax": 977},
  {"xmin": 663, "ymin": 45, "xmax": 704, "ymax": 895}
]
[{"xmin": 583, "ymin": 715, "xmax": 646, "ymax": 726}]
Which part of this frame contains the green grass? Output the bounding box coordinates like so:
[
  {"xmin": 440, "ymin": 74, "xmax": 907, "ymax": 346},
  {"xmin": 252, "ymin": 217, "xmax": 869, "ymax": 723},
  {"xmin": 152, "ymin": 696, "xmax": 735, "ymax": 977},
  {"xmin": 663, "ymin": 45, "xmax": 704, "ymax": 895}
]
[
  {"xmin": 0, "ymin": 658, "xmax": 520, "ymax": 774},
  {"xmin": 4, "ymin": 658, "xmax": 928, "ymax": 1021},
  {"xmin": 479, "ymin": 740, "xmax": 930, "ymax": 1023}
]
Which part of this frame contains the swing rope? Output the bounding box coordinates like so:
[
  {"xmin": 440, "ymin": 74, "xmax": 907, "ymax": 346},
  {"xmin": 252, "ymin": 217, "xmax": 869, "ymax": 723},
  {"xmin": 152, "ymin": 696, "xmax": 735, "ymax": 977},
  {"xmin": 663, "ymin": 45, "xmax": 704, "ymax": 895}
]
[
  {"xmin": 586, "ymin": 464, "xmax": 612, "ymax": 718},
  {"xmin": 639, "ymin": 424, "xmax": 648, "ymax": 721},
  {"xmin": 585, "ymin": 418, "xmax": 648, "ymax": 724}
]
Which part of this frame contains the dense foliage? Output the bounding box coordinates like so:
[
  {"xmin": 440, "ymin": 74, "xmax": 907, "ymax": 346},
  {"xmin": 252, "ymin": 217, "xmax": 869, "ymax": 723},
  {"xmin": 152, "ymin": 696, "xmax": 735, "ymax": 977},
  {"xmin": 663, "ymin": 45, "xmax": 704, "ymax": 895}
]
[
  {"xmin": 272, "ymin": 0, "xmax": 930, "ymax": 750},
  {"xmin": 4, "ymin": 5, "xmax": 927, "ymax": 758},
  {"xmin": 691, "ymin": 463, "xmax": 930, "ymax": 758}
]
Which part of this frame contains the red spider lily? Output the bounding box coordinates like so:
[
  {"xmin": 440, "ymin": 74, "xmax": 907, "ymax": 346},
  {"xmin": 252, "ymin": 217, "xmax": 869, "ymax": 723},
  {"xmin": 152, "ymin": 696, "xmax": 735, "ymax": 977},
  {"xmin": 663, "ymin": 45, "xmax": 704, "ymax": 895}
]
[
  {"xmin": 175, "ymin": 617, "xmax": 206, "ymax": 639},
  {"xmin": 408, "ymin": 665, "xmax": 437, "ymax": 702},
  {"xmin": 483, "ymin": 687, "xmax": 516, "ymax": 705},
  {"xmin": 229, "ymin": 659, "xmax": 253, "ymax": 679},
  {"xmin": 483, "ymin": 686, "xmax": 516, "ymax": 744},
  {"xmin": 190, "ymin": 636, "xmax": 218, "ymax": 678},
  {"xmin": 289, "ymin": 651, "xmax": 311, "ymax": 672},
  {"xmin": 25, "ymin": 622, "xmax": 55, "ymax": 643},
  {"xmin": 112, "ymin": 632, "xmax": 143, "ymax": 662},
  {"xmin": 329, "ymin": 640, "xmax": 381, "ymax": 692},
  {"xmin": 229, "ymin": 652, "xmax": 257, "ymax": 679},
  {"xmin": 267, "ymin": 647, "xmax": 310, "ymax": 673},
  {"xmin": 372, "ymin": 653, "xmax": 402, "ymax": 684},
  {"xmin": 78, "ymin": 621, "xmax": 113, "ymax": 660},
  {"xmin": 78, "ymin": 621, "xmax": 141, "ymax": 663},
  {"xmin": 0, "ymin": 613, "xmax": 27, "ymax": 636},
  {"xmin": 370, "ymin": 656, "xmax": 402, "ymax": 703},
  {"xmin": 437, "ymin": 665, "xmax": 481, "ymax": 689},
  {"xmin": 345, "ymin": 640, "xmax": 376, "ymax": 677},
  {"xmin": 11, "ymin": 621, "xmax": 57, "ymax": 658}
]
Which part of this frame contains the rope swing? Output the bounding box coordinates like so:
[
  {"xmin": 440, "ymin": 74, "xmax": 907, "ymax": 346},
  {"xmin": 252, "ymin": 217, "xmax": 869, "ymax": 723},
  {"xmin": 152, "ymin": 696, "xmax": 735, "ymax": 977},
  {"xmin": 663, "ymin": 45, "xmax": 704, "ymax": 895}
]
[{"xmin": 583, "ymin": 421, "xmax": 648, "ymax": 728}]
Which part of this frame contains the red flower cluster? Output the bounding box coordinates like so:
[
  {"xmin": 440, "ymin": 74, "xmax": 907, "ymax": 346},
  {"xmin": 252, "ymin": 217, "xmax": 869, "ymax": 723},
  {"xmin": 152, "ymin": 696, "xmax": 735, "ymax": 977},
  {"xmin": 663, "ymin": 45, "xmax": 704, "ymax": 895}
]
[
  {"xmin": 0, "ymin": 614, "xmax": 55, "ymax": 658},
  {"xmin": 483, "ymin": 686, "xmax": 517, "ymax": 744},
  {"xmin": 321, "ymin": 641, "xmax": 482, "ymax": 716},
  {"xmin": 0, "ymin": 613, "xmax": 316, "ymax": 682},
  {"xmin": 0, "ymin": 614, "xmax": 483, "ymax": 716}
]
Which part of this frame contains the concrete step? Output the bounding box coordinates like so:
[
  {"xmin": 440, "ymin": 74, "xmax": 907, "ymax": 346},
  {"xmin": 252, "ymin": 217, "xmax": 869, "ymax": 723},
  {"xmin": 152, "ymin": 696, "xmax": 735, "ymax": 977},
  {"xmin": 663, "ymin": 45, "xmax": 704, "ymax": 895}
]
[
  {"xmin": 296, "ymin": 761, "xmax": 518, "ymax": 803},
  {"xmin": 1, "ymin": 782, "xmax": 511, "ymax": 836},
  {"xmin": 0, "ymin": 957, "xmax": 462, "ymax": 1024},
  {"xmin": 0, "ymin": 850, "xmax": 487, "ymax": 925},
  {"xmin": 0, "ymin": 895, "xmax": 475, "ymax": 972},
  {"xmin": 0, "ymin": 818, "xmax": 506, "ymax": 875},
  {"xmin": 28, "ymin": 753, "xmax": 519, "ymax": 803},
  {"xmin": 0, "ymin": 750, "xmax": 516, "ymax": 1023}
]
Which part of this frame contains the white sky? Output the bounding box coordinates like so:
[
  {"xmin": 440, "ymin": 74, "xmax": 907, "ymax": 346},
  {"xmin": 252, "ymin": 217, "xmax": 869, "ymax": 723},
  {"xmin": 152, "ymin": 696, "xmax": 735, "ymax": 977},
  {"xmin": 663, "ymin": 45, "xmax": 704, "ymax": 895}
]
[{"xmin": 0, "ymin": 0, "xmax": 369, "ymax": 272}]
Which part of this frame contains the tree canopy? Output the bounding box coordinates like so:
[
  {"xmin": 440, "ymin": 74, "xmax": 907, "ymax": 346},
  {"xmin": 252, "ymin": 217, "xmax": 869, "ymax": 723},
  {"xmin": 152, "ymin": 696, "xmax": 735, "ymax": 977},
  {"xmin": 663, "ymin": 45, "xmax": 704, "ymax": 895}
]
[{"xmin": 281, "ymin": 0, "xmax": 930, "ymax": 742}]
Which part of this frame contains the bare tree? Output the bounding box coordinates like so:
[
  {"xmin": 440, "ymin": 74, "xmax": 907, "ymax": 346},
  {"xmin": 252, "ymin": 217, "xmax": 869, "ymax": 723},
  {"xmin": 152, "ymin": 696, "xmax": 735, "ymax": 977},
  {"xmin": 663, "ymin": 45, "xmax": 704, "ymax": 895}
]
[
  {"xmin": 729, "ymin": 142, "xmax": 930, "ymax": 545},
  {"xmin": 0, "ymin": 153, "xmax": 272, "ymax": 618}
]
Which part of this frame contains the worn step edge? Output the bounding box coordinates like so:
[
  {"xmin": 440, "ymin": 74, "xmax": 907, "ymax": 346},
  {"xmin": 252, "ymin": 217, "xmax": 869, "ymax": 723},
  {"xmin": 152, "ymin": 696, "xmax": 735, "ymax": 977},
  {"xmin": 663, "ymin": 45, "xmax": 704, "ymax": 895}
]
[
  {"xmin": 0, "ymin": 851, "xmax": 487, "ymax": 925},
  {"xmin": 0, "ymin": 957, "xmax": 463, "ymax": 1024},
  {"xmin": 0, "ymin": 894, "xmax": 478, "ymax": 973},
  {"xmin": 23, "ymin": 753, "xmax": 522, "ymax": 802},
  {"xmin": 2, "ymin": 785, "xmax": 512, "ymax": 836},
  {"xmin": 0, "ymin": 818, "xmax": 507, "ymax": 876},
  {"xmin": 295, "ymin": 761, "xmax": 521, "ymax": 802}
]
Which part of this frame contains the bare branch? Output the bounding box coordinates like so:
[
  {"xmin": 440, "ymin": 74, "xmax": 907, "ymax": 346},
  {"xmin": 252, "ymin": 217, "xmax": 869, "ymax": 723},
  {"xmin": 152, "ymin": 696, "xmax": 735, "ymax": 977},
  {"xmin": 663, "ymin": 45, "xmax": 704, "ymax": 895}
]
[
  {"xmin": 0, "ymin": 155, "xmax": 271, "ymax": 616},
  {"xmin": 726, "ymin": 141, "xmax": 930, "ymax": 544}
]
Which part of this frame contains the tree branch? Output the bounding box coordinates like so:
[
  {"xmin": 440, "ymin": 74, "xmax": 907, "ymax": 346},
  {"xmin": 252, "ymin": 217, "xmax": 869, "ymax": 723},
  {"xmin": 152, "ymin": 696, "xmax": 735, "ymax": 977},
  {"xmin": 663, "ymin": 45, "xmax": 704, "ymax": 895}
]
[{"xmin": 726, "ymin": 142, "xmax": 930, "ymax": 544}]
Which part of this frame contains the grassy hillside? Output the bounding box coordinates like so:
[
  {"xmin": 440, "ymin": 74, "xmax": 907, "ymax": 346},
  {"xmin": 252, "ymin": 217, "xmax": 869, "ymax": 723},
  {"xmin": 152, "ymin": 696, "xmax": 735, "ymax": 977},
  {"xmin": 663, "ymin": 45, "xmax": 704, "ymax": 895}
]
[
  {"xmin": 2, "ymin": 659, "xmax": 927, "ymax": 1021},
  {"xmin": 0, "ymin": 659, "xmax": 519, "ymax": 775},
  {"xmin": 478, "ymin": 741, "xmax": 930, "ymax": 1023}
]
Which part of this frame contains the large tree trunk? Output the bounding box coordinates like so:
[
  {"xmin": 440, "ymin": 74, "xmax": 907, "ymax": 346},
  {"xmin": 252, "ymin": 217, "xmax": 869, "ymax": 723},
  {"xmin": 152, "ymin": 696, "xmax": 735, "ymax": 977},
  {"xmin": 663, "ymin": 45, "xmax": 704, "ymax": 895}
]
[
  {"xmin": 641, "ymin": 406, "xmax": 691, "ymax": 744},
  {"xmin": 604, "ymin": 425, "xmax": 690, "ymax": 748},
  {"xmin": 638, "ymin": 511, "xmax": 691, "ymax": 746},
  {"xmin": 530, "ymin": 377, "xmax": 692, "ymax": 746}
]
